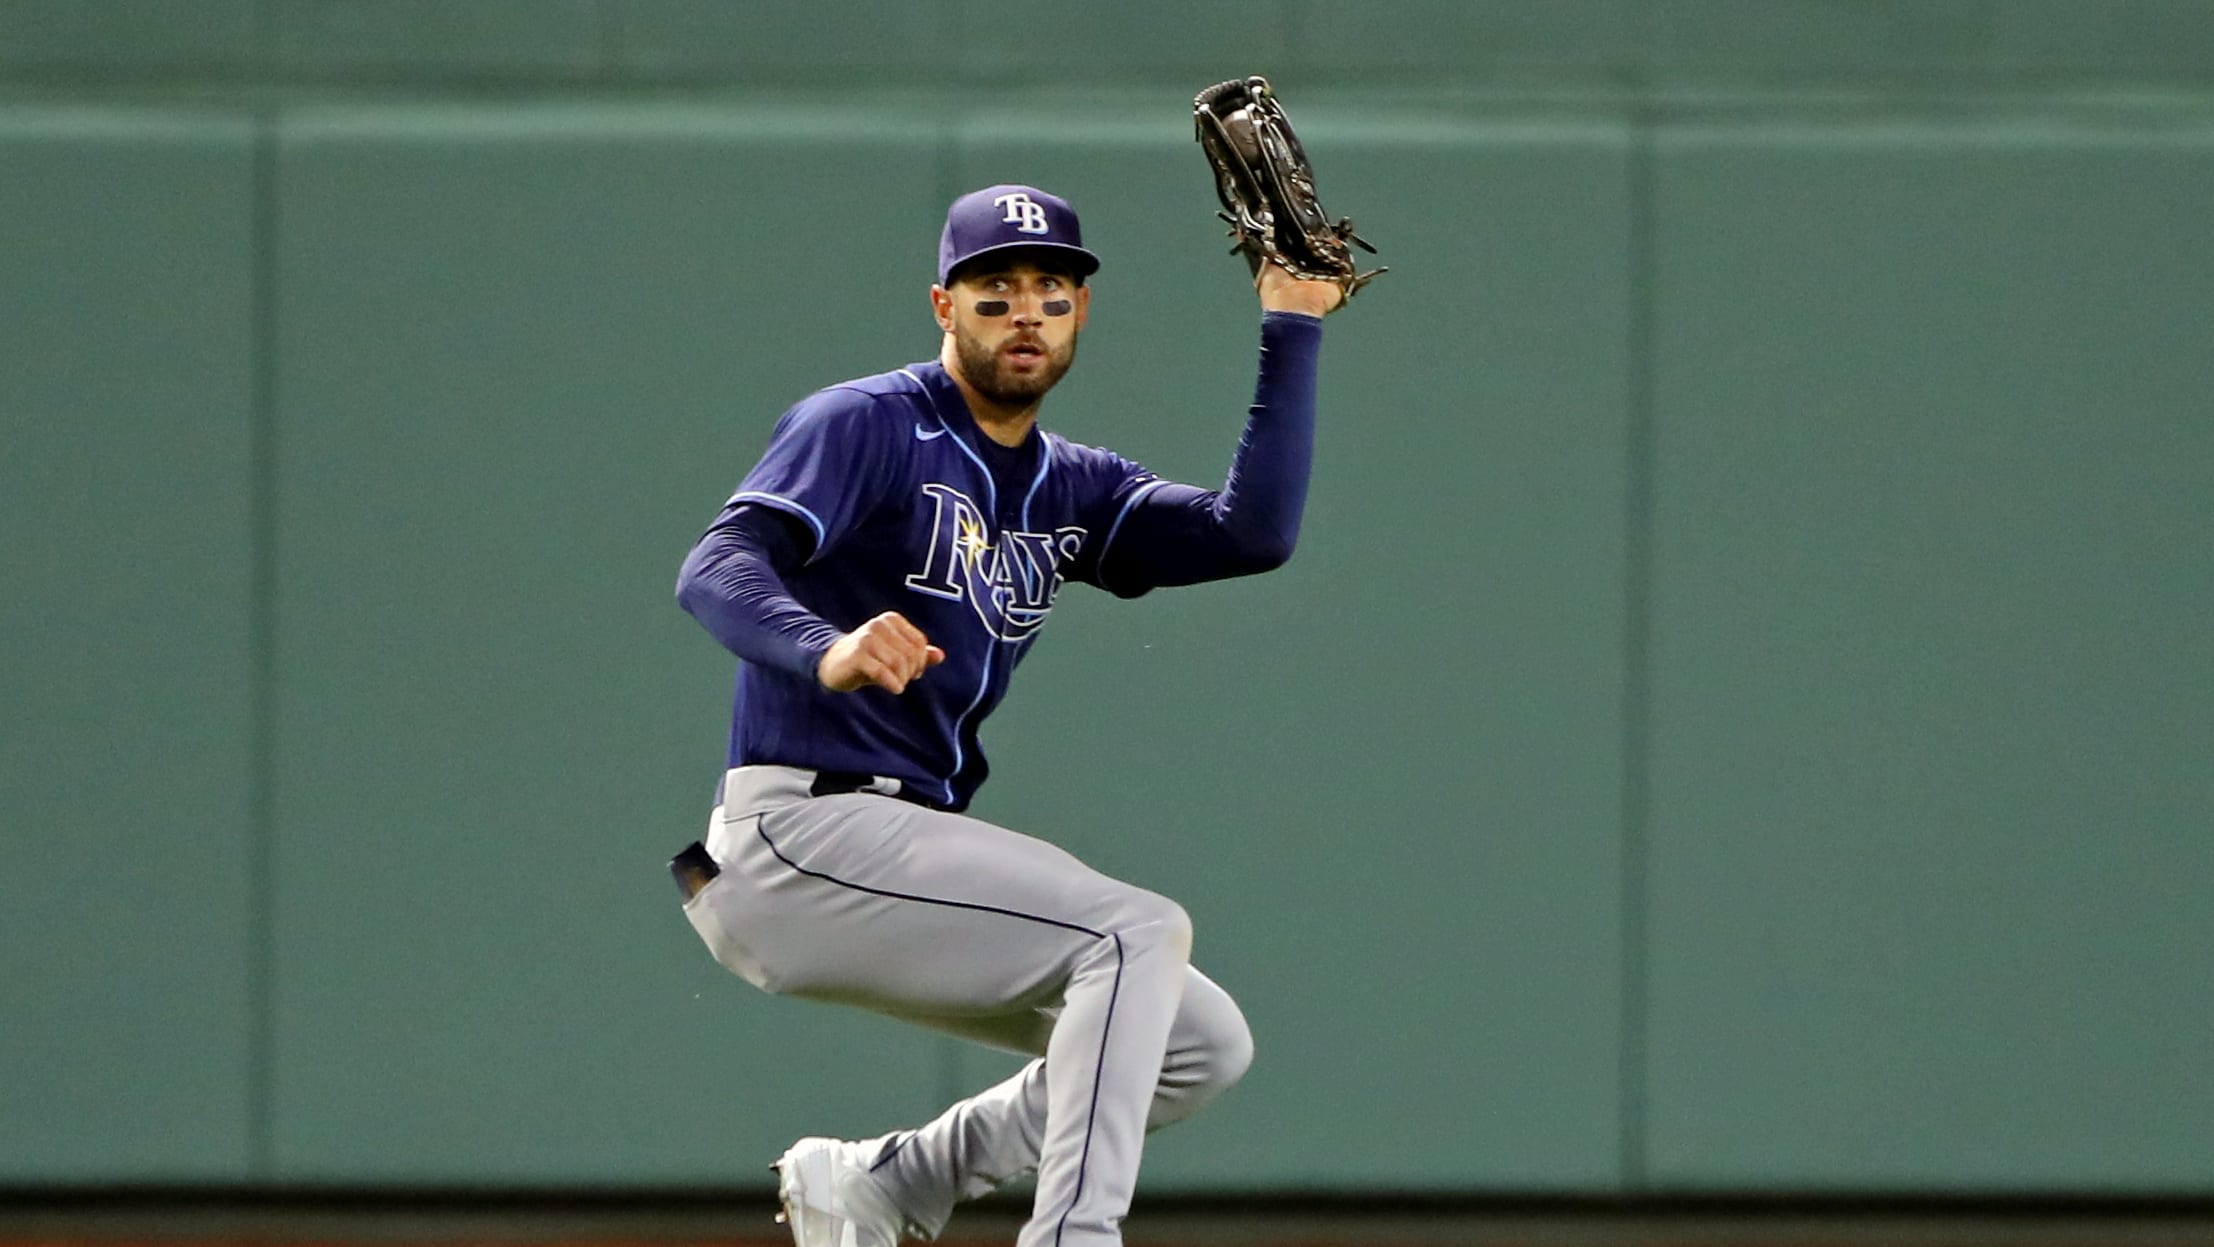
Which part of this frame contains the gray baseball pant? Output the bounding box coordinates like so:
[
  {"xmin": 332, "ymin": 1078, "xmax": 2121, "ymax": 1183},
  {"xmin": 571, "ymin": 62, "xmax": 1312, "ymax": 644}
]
[{"xmin": 682, "ymin": 766, "xmax": 1253, "ymax": 1247}]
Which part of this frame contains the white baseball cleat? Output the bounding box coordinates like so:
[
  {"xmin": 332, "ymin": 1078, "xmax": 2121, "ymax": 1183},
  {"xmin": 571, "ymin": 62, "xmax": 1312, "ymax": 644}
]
[{"xmin": 771, "ymin": 1136, "xmax": 911, "ymax": 1247}]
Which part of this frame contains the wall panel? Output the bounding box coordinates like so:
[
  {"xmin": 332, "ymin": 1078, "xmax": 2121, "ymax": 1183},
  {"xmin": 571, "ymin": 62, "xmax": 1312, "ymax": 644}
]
[
  {"xmin": 963, "ymin": 111, "xmax": 1634, "ymax": 1189},
  {"xmin": 268, "ymin": 104, "xmax": 952, "ymax": 1181},
  {"xmin": 0, "ymin": 110, "xmax": 258, "ymax": 1180},
  {"xmin": 1644, "ymin": 123, "xmax": 2214, "ymax": 1188}
]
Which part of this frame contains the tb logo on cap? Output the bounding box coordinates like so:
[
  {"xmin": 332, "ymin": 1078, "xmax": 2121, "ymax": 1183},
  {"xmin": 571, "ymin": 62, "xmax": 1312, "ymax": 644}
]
[{"xmin": 994, "ymin": 192, "xmax": 1051, "ymax": 235}]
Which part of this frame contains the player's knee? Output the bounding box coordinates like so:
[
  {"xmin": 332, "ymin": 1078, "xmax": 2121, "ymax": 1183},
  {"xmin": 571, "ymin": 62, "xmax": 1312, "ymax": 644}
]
[
  {"xmin": 1125, "ymin": 893, "xmax": 1193, "ymax": 963},
  {"xmin": 1162, "ymin": 899, "xmax": 1194, "ymax": 962},
  {"xmin": 1105, "ymin": 889, "xmax": 1192, "ymax": 965},
  {"xmin": 1150, "ymin": 984, "xmax": 1254, "ymax": 1130},
  {"xmin": 1207, "ymin": 1007, "xmax": 1254, "ymax": 1094}
]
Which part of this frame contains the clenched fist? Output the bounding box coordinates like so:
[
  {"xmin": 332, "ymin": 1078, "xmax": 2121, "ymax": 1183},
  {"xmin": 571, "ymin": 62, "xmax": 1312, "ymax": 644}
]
[{"xmin": 817, "ymin": 611, "xmax": 946, "ymax": 695}]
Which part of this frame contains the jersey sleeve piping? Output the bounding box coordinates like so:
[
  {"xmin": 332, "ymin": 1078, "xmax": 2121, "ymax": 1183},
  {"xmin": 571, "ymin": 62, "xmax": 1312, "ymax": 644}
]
[{"xmin": 728, "ymin": 491, "xmax": 827, "ymax": 553}]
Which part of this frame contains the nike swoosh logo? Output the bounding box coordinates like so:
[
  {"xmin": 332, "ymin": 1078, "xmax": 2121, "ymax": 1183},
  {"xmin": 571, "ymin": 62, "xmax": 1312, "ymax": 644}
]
[{"xmin": 913, "ymin": 425, "xmax": 947, "ymax": 441}]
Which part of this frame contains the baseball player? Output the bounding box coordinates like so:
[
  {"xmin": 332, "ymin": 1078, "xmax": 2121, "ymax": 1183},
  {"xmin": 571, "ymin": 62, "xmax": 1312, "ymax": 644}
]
[{"xmin": 671, "ymin": 183, "xmax": 1339, "ymax": 1247}]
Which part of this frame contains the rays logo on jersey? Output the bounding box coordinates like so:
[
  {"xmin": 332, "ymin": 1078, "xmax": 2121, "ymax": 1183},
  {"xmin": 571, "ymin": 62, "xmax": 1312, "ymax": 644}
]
[{"xmin": 903, "ymin": 484, "xmax": 1085, "ymax": 640}]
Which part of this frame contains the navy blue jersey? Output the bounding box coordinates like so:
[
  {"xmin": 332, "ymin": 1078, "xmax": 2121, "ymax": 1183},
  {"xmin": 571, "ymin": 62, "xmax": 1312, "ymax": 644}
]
[
  {"xmin": 682, "ymin": 312, "xmax": 1323, "ymax": 811},
  {"xmin": 726, "ymin": 358, "xmax": 1157, "ymax": 806}
]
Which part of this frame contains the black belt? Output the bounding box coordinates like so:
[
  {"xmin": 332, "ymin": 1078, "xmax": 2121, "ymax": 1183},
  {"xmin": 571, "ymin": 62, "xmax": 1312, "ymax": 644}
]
[{"xmin": 808, "ymin": 770, "xmax": 950, "ymax": 811}]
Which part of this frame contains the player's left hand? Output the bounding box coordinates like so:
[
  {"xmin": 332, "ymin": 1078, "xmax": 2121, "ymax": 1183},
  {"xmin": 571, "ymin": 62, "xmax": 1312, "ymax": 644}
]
[{"xmin": 1255, "ymin": 259, "xmax": 1343, "ymax": 317}]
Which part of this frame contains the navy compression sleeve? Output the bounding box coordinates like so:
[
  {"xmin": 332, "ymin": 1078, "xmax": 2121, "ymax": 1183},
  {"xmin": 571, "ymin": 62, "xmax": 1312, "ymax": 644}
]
[
  {"xmin": 1097, "ymin": 310, "xmax": 1322, "ymax": 594},
  {"xmin": 675, "ymin": 504, "xmax": 844, "ymax": 680}
]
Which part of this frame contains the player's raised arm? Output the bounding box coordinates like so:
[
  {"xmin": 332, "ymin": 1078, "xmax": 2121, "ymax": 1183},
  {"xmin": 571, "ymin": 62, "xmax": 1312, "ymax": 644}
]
[
  {"xmin": 1088, "ymin": 292, "xmax": 1327, "ymax": 596},
  {"xmin": 1077, "ymin": 75, "xmax": 1379, "ymax": 593}
]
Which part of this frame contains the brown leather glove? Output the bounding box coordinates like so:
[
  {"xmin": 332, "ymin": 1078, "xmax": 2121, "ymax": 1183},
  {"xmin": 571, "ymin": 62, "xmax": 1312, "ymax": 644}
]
[{"xmin": 1194, "ymin": 75, "xmax": 1385, "ymax": 307}]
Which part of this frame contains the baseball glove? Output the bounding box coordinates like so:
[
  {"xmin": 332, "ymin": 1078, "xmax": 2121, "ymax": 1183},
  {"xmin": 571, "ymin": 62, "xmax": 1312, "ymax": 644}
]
[{"xmin": 1194, "ymin": 75, "xmax": 1383, "ymax": 305}]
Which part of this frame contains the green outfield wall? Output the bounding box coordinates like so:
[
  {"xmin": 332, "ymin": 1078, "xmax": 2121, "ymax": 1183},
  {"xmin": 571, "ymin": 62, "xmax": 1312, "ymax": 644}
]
[{"xmin": 3, "ymin": 1, "xmax": 2210, "ymax": 1194}]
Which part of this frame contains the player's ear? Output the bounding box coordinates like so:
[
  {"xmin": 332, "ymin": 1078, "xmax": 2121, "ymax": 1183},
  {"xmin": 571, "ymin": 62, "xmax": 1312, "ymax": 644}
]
[
  {"xmin": 1074, "ymin": 283, "xmax": 1090, "ymax": 330},
  {"xmin": 930, "ymin": 284, "xmax": 955, "ymax": 333}
]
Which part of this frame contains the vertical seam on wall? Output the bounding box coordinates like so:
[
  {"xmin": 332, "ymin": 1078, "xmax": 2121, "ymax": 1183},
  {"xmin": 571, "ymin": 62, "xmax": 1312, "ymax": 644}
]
[
  {"xmin": 1620, "ymin": 0, "xmax": 1660, "ymax": 1191},
  {"xmin": 247, "ymin": 105, "xmax": 280, "ymax": 1180}
]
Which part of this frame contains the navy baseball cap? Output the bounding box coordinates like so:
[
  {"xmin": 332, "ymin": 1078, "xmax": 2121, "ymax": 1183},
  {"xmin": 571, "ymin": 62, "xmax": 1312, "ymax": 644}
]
[{"xmin": 937, "ymin": 184, "xmax": 1101, "ymax": 286}]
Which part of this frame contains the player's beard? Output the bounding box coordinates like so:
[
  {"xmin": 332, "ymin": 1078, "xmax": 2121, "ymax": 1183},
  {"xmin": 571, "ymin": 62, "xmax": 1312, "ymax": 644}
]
[{"xmin": 952, "ymin": 324, "xmax": 1078, "ymax": 407}]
